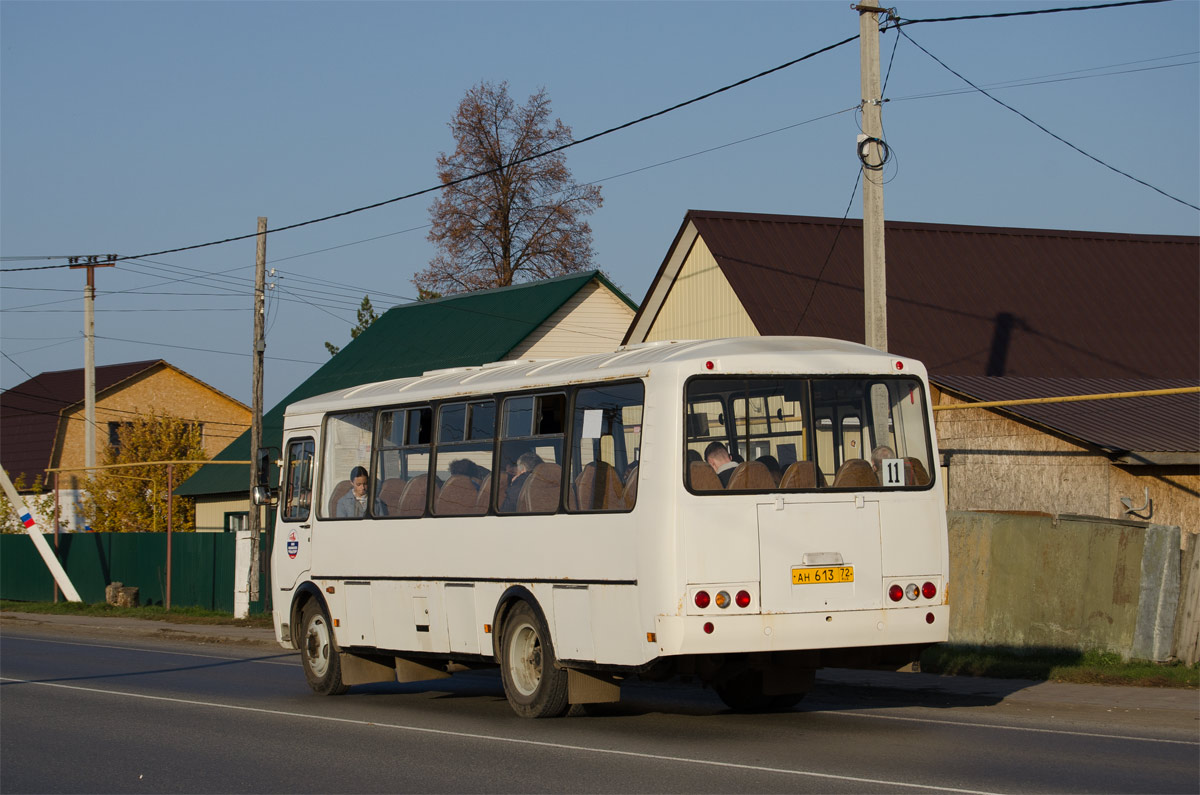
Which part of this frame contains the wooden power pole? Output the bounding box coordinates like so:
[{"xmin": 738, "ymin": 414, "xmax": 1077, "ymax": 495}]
[
  {"xmin": 237, "ymin": 218, "xmax": 267, "ymax": 619},
  {"xmin": 249, "ymin": 218, "xmax": 266, "ymax": 601},
  {"xmin": 856, "ymin": 5, "xmax": 889, "ymax": 352}
]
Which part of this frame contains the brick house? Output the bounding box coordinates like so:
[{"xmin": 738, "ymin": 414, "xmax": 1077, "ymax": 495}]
[{"xmin": 1, "ymin": 359, "xmax": 250, "ymax": 530}]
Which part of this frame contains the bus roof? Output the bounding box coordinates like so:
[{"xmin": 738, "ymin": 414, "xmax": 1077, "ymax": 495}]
[{"xmin": 284, "ymin": 336, "xmax": 925, "ymax": 418}]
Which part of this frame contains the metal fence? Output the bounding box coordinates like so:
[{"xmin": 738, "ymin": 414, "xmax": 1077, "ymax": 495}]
[{"xmin": 0, "ymin": 531, "xmax": 270, "ymax": 615}]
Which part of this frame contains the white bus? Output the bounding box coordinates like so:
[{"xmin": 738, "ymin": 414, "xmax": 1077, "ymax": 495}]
[{"xmin": 258, "ymin": 337, "xmax": 949, "ymax": 717}]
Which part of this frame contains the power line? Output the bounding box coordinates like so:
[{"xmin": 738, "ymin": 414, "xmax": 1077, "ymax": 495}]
[
  {"xmin": 91, "ymin": 334, "xmax": 325, "ymax": 365},
  {"xmin": 897, "ymin": 27, "xmax": 1200, "ymax": 212},
  {"xmin": 0, "ymin": 32, "xmax": 863, "ymax": 271},
  {"xmin": 891, "ymin": 59, "xmax": 1196, "ymax": 103},
  {"xmin": 895, "ymin": 0, "xmax": 1174, "ymax": 26}
]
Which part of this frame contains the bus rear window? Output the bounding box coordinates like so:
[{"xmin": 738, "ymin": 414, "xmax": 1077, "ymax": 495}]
[{"xmin": 685, "ymin": 377, "xmax": 933, "ymax": 493}]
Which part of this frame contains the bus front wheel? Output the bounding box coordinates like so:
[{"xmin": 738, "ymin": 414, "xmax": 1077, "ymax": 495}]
[
  {"xmin": 500, "ymin": 601, "xmax": 569, "ymax": 718},
  {"xmin": 300, "ymin": 601, "xmax": 349, "ymax": 696}
]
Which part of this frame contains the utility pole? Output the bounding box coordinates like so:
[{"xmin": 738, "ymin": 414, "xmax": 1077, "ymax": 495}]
[
  {"xmin": 237, "ymin": 218, "xmax": 267, "ymax": 619},
  {"xmin": 855, "ymin": 5, "xmax": 890, "ymax": 352},
  {"xmin": 69, "ymin": 256, "xmax": 117, "ymax": 471}
]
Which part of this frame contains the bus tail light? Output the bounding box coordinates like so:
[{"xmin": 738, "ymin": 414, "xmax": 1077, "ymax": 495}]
[
  {"xmin": 926, "ymin": 612, "xmax": 935, "ymax": 624},
  {"xmin": 735, "ymin": 590, "xmax": 751, "ymax": 608},
  {"xmin": 714, "ymin": 591, "xmax": 730, "ymax": 609},
  {"xmin": 905, "ymin": 583, "xmax": 920, "ymax": 601},
  {"xmin": 888, "ymin": 584, "xmax": 903, "ymax": 602},
  {"xmin": 703, "ymin": 622, "xmax": 715, "ymax": 634},
  {"xmin": 694, "ymin": 590, "xmax": 711, "ymax": 609},
  {"xmin": 922, "ymin": 581, "xmax": 937, "ymax": 599}
]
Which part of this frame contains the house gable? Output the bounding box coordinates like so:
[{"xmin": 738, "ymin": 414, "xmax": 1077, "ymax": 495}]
[
  {"xmin": 642, "ymin": 235, "xmax": 757, "ymax": 342},
  {"xmin": 505, "ymin": 277, "xmax": 637, "ymax": 359}
]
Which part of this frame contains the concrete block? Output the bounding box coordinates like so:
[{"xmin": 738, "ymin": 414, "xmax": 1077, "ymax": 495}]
[{"xmin": 1132, "ymin": 524, "xmax": 1181, "ymax": 661}]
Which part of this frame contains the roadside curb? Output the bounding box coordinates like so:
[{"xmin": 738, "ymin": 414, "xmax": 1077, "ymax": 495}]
[{"xmin": 0, "ymin": 611, "xmax": 279, "ymax": 648}]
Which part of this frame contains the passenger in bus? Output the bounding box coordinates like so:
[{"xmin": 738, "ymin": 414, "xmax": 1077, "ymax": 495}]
[
  {"xmin": 336, "ymin": 466, "xmax": 387, "ymax": 518},
  {"xmin": 755, "ymin": 454, "xmax": 783, "ymax": 485},
  {"xmin": 704, "ymin": 442, "xmax": 739, "ymax": 488},
  {"xmin": 449, "ymin": 458, "xmax": 488, "ymax": 485},
  {"xmin": 500, "ymin": 452, "xmax": 542, "ymax": 513},
  {"xmin": 870, "ymin": 445, "xmax": 896, "ymax": 475}
]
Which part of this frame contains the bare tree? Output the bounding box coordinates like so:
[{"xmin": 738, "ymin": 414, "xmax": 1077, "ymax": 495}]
[{"xmin": 416, "ymin": 81, "xmax": 603, "ymax": 295}]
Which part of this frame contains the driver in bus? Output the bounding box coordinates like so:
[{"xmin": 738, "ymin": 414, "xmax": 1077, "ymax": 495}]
[
  {"xmin": 337, "ymin": 466, "xmax": 387, "ymax": 518},
  {"xmin": 704, "ymin": 442, "xmax": 739, "ymax": 488}
]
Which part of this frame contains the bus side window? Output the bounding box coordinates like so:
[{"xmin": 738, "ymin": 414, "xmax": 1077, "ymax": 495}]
[
  {"xmin": 433, "ymin": 400, "xmax": 494, "ymax": 517},
  {"xmin": 377, "ymin": 406, "xmax": 433, "ymax": 518},
  {"xmin": 319, "ymin": 410, "xmax": 374, "ymax": 520},
  {"xmin": 498, "ymin": 393, "xmax": 564, "ymax": 515},
  {"xmin": 569, "ymin": 382, "xmax": 643, "ymax": 512},
  {"xmin": 282, "ymin": 438, "xmax": 314, "ymax": 522}
]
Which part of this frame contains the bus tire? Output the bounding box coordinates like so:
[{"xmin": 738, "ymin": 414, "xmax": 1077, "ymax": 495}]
[
  {"xmin": 300, "ymin": 601, "xmax": 348, "ymax": 696},
  {"xmin": 714, "ymin": 671, "xmax": 805, "ymax": 713},
  {"xmin": 500, "ymin": 601, "xmax": 569, "ymax": 718}
]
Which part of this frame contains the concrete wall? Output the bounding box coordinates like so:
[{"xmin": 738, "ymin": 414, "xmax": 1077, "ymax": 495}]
[{"xmin": 949, "ymin": 511, "xmax": 1185, "ymax": 660}]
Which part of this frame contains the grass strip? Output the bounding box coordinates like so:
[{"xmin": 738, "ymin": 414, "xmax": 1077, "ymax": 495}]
[{"xmin": 921, "ymin": 644, "xmax": 1198, "ymax": 688}]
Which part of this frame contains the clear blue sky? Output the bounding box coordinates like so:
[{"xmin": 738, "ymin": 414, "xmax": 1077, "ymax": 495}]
[{"xmin": 2, "ymin": 0, "xmax": 1197, "ymax": 412}]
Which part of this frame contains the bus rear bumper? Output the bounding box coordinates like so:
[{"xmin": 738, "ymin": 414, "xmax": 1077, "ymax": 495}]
[{"xmin": 653, "ymin": 605, "xmax": 949, "ymax": 657}]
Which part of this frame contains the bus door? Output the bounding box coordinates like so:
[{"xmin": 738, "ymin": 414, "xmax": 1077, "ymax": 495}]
[{"xmin": 275, "ymin": 433, "xmax": 317, "ymax": 592}]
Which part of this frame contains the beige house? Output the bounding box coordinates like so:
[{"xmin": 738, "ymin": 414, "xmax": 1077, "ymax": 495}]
[{"xmin": 624, "ymin": 211, "xmax": 1199, "ymax": 535}]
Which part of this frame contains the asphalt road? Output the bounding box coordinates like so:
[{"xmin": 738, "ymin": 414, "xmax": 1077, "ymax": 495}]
[{"xmin": 1, "ymin": 615, "xmax": 1196, "ymax": 794}]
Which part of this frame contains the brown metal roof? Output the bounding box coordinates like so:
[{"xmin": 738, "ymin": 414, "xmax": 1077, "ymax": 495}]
[
  {"xmin": 0, "ymin": 360, "xmax": 163, "ymax": 487},
  {"xmin": 670, "ymin": 211, "xmax": 1198, "ymax": 379},
  {"xmin": 934, "ymin": 376, "xmax": 1199, "ymax": 457}
]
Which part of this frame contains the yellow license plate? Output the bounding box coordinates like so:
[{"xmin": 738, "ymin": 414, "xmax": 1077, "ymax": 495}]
[{"xmin": 792, "ymin": 566, "xmax": 854, "ymax": 585}]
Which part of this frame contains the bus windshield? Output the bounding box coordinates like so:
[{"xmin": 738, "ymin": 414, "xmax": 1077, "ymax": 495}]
[{"xmin": 685, "ymin": 376, "xmax": 933, "ymax": 491}]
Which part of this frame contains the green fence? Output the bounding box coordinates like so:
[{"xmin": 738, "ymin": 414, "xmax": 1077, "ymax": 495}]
[{"xmin": 0, "ymin": 530, "xmax": 271, "ymax": 614}]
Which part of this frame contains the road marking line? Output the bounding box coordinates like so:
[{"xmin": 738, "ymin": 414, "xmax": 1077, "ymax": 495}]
[
  {"xmin": 817, "ymin": 708, "xmax": 1198, "ymax": 745},
  {"xmin": 0, "ymin": 677, "xmax": 1002, "ymax": 795},
  {"xmin": 0, "ymin": 634, "xmax": 296, "ymax": 666}
]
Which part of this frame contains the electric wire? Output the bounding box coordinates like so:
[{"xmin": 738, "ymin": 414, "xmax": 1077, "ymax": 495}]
[
  {"xmin": 890, "ymin": 58, "xmax": 1196, "ymax": 103},
  {"xmin": 90, "ymin": 334, "xmax": 324, "ymax": 365},
  {"xmin": 896, "ymin": 26, "xmax": 1200, "ymax": 212},
  {"xmin": 0, "ymin": 32, "xmax": 862, "ymax": 271},
  {"xmin": 0, "ymin": 1, "xmax": 1186, "ymax": 275},
  {"xmin": 894, "ymin": 0, "xmax": 1173, "ymax": 26}
]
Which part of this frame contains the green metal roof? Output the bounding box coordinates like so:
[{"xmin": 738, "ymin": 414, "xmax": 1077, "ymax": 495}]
[{"xmin": 176, "ymin": 271, "xmax": 633, "ymax": 497}]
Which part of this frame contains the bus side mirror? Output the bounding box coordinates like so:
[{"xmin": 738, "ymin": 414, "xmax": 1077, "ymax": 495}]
[{"xmin": 251, "ymin": 447, "xmax": 274, "ymax": 506}]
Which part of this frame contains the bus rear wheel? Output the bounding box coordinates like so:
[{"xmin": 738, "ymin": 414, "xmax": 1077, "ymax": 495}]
[
  {"xmin": 300, "ymin": 601, "xmax": 348, "ymax": 696},
  {"xmin": 714, "ymin": 670, "xmax": 806, "ymax": 713},
  {"xmin": 500, "ymin": 601, "xmax": 569, "ymax": 718}
]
